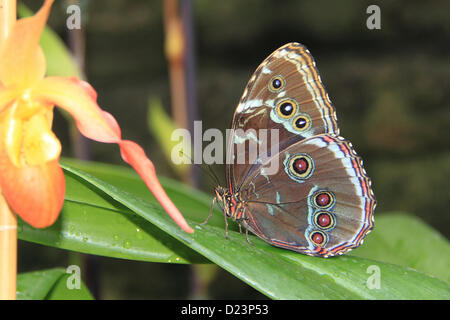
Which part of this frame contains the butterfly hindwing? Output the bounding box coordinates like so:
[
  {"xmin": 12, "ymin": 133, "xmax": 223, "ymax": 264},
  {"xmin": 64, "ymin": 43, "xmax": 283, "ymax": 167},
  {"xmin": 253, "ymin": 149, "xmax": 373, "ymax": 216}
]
[
  {"xmin": 227, "ymin": 42, "xmax": 339, "ymax": 191},
  {"xmin": 239, "ymin": 134, "xmax": 376, "ymax": 257}
]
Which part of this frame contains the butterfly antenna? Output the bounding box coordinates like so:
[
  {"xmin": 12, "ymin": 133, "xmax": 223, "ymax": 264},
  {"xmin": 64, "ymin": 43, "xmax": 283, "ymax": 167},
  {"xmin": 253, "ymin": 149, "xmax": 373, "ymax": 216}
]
[
  {"xmin": 178, "ymin": 150, "xmax": 221, "ymax": 186},
  {"xmin": 207, "ymin": 163, "xmax": 221, "ymax": 186}
]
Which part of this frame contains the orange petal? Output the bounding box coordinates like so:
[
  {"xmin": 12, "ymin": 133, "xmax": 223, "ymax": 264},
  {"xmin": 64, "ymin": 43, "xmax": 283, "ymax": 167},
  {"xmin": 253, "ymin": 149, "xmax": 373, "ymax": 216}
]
[
  {"xmin": 119, "ymin": 140, "xmax": 194, "ymax": 233},
  {"xmin": 0, "ymin": 0, "xmax": 53, "ymax": 87},
  {"xmin": 0, "ymin": 86, "xmax": 19, "ymax": 113},
  {"xmin": 33, "ymin": 77, "xmax": 121, "ymax": 143},
  {"xmin": 33, "ymin": 76, "xmax": 193, "ymax": 233},
  {"xmin": 0, "ymin": 145, "xmax": 64, "ymax": 228},
  {"xmin": 2, "ymin": 101, "xmax": 23, "ymax": 166}
]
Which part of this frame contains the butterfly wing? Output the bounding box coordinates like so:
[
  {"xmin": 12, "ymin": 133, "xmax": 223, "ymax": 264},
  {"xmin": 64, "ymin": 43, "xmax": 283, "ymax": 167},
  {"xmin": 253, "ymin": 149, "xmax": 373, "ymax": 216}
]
[
  {"xmin": 239, "ymin": 134, "xmax": 376, "ymax": 257},
  {"xmin": 226, "ymin": 42, "xmax": 339, "ymax": 191}
]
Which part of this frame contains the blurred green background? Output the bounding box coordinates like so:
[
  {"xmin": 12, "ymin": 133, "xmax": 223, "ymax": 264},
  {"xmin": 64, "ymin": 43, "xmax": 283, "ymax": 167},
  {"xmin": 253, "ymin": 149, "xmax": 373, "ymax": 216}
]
[{"xmin": 18, "ymin": 0, "xmax": 449, "ymax": 299}]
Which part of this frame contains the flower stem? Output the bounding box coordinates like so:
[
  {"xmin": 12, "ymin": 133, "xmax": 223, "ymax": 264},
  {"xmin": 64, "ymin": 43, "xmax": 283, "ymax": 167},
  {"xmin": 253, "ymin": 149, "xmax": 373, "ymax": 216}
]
[
  {"xmin": 0, "ymin": 0, "xmax": 16, "ymax": 51},
  {"xmin": 0, "ymin": 191, "xmax": 16, "ymax": 300},
  {"xmin": 0, "ymin": 0, "xmax": 17, "ymax": 300}
]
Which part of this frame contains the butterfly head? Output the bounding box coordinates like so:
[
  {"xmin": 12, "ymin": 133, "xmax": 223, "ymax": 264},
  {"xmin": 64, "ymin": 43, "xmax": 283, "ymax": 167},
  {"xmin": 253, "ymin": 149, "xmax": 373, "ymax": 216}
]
[
  {"xmin": 214, "ymin": 186, "xmax": 228, "ymax": 212},
  {"xmin": 215, "ymin": 186, "xmax": 244, "ymax": 221},
  {"xmin": 214, "ymin": 186, "xmax": 225, "ymax": 201}
]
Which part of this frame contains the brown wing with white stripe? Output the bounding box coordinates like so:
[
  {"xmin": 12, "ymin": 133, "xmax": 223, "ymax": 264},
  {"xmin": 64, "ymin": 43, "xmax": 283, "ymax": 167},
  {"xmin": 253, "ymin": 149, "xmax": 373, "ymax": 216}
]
[{"xmin": 226, "ymin": 43, "xmax": 339, "ymax": 192}]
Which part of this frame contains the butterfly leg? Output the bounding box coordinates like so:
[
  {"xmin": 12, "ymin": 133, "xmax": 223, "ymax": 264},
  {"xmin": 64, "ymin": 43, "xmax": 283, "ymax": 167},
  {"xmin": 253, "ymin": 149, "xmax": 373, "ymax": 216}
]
[
  {"xmin": 245, "ymin": 228, "xmax": 253, "ymax": 246},
  {"xmin": 224, "ymin": 210, "xmax": 229, "ymax": 240},
  {"xmin": 201, "ymin": 197, "xmax": 216, "ymax": 225},
  {"xmin": 240, "ymin": 208, "xmax": 253, "ymax": 245}
]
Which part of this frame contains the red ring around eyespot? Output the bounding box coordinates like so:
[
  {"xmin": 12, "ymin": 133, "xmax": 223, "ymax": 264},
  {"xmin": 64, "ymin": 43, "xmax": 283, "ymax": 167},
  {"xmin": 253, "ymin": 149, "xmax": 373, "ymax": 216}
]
[
  {"xmin": 314, "ymin": 191, "xmax": 334, "ymax": 208},
  {"xmin": 313, "ymin": 211, "xmax": 335, "ymax": 230}
]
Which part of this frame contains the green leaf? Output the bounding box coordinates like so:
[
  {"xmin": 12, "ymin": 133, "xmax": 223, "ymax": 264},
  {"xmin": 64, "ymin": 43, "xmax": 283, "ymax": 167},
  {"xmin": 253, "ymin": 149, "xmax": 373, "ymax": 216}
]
[
  {"xmin": 17, "ymin": 268, "xmax": 64, "ymax": 300},
  {"xmin": 53, "ymin": 160, "xmax": 449, "ymax": 299},
  {"xmin": 17, "ymin": 268, "xmax": 92, "ymax": 300},
  {"xmin": 59, "ymin": 158, "xmax": 221, "ymax": 226},
  {"xmin": 18, "ymin": 159, "xmax": 449, "ymax": 299},
  {"xmin": 45, "ymin": 273, "xmax": 93, "ymax": 300},
  {"xmin": 18, "ymin": 164, "xmax": 207, "ymax": 264},
  {"xmin": 351, "ymin": 213, "xmax": 450, "ymax": 283}
]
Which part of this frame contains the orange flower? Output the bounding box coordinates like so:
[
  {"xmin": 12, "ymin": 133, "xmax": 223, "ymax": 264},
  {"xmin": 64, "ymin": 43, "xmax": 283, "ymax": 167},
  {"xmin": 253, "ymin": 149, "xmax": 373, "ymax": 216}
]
[{"xmin": 0, "ymin": 0, "xmax": 193, "ymax": 232}]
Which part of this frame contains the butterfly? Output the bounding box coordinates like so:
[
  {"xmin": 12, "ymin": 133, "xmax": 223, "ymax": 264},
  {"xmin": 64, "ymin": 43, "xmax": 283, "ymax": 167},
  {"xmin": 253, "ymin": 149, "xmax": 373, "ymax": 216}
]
[{"xmin": 204, "ymin": 42, "xmax": 376, "ymax": 258}]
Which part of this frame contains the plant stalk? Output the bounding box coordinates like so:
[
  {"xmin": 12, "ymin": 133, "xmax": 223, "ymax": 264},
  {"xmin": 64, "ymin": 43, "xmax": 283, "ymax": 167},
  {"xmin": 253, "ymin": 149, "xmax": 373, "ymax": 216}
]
[
  {"xmin": 0, "ymin": 0, "xmax": 17, "ymax": 301},
  {"xmin": 0, "ymin": 192, "xmax": 17, "ymax": 300}
]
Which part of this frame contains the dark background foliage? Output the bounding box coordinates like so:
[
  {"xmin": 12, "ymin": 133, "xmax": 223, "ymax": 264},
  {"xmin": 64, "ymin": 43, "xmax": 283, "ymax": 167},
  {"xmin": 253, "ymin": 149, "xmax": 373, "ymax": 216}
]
[{"xmin": 19, "ymin": 0, "xmax": 449, "ymax": 299}]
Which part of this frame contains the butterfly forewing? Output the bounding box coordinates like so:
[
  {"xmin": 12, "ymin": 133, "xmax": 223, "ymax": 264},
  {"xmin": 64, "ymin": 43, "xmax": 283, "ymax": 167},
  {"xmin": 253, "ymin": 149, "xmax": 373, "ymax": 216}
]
[{"xmin": 226, "ymin": 43, "xmax": 339, "ymax": 191}]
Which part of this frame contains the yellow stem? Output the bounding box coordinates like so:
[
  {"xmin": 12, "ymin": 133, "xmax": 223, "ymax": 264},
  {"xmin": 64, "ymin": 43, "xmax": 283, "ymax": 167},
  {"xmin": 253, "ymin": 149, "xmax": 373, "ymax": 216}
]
[
  {"xmin": 0, "ymin": 191, "xmax": 16, "ymax": 300},
  {"xmin": 0, "ymin": 0, "xmax": 17, "ymax": 300},
  {"xmin": 0, "ymin": 0, "xmax": 16, "ymax": 52},
  {"xmin": 163, "ymin": 0, "xmax": 188, "ymax": 130}
]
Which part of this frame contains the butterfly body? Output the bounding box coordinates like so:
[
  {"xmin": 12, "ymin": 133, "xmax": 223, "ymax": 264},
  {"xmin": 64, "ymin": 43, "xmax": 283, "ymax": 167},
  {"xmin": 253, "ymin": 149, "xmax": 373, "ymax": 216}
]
[
  {"xmin": 214, "ymin": 186, "xmax": 246, "ymax": 222},
  {"xmin": 214, "ymin": 43, "xmax": 376, "ymax": 258}
]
